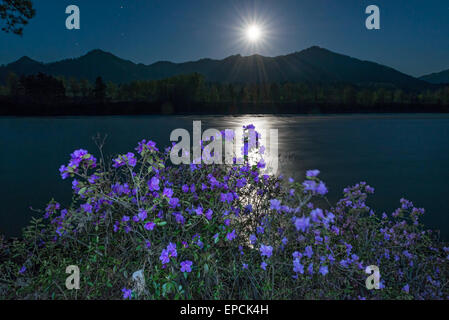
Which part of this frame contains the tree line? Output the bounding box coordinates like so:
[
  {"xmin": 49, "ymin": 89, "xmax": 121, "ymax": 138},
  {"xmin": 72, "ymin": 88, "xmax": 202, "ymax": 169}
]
[{"xmin": 1, "ymin": 71, "xmax": 449, "ymax": 108}]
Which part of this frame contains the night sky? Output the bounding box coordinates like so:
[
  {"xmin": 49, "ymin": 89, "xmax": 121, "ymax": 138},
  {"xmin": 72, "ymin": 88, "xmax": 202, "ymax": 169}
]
[{"xmin": 0, "ymin": 0, "xmax": 448, "ymax": 77}]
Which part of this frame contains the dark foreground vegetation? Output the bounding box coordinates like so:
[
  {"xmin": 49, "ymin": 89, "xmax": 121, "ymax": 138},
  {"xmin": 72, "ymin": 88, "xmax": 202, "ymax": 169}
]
[
  {"xmin": 0, "ymin": 126, "xmax": 448, "ymax": 300},
  {"xmin": 1, "ymin": 72, "xmax": 448, "ymax": 115}
]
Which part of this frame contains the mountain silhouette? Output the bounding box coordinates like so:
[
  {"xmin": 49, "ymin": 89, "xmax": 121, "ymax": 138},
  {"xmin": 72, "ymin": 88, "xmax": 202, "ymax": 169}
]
[
  {"xmin": 420, "ymin": 69, "xmax": 449, "ymax": 84},
  {"xmin": 0, "ymin": 46, "xmax": 430, "ymax": 88}
]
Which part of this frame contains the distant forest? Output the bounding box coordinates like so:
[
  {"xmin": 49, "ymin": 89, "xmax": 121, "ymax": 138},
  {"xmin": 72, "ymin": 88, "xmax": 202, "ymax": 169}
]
[{"xmin": 1, "ymin": 71, "xmax": 449, "ymax": 115}]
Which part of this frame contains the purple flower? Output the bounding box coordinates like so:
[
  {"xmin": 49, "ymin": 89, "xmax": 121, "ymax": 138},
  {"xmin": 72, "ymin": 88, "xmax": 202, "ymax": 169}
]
[
  {"xmin": 59, "ymin": 165, "xmax": 69, "ymax": 179},
  {"xmin": 112, "ymin": 183, "xmax": 131, "ymax": 196},
  {"xmin": 205, "ymin": 209, "xmax": 213, "ymax": 220},
  {"xmin": 236, "ymin": 178, "xmax": 247, "ymax": 188},
  {"xmin": 292, "ymin": 251, "xmax": 302, "ymax": 259},
  {"xmin": 249, "ymin": 234, "xmax": 257, "ymax": 245},
  {"xmin": 169, "ymin": 197, "xmax": 180, "ymax": 209},
  {"xmin": 226, "ymin": 229, "xmax": 236, "ymax": 241},
  {"xmin": 400, "ymin": 198, "xmax": 413, "ymax": 210},
  {"xmin": 163, "ymin": 188, "xmax": 174, "ymax": 198},
  {"xmin": 88, "ymin": 174, "xmax": 99, "ymax": 184},
  {"xmin": 173, "ymin": 212, "xmax": 185, "ymax": 224},
  {"xmin": 144, "ymin": 221, "xmax": 155, "ymax": 231},
  {"xmin": 293, "ymin": 258, "xmax": 304, "ymax": 274},
  {"xmin": 147, "ymin": 177, "xmax": 160, "ymax": 191},
  {"xmin": 112, "ymin": 157, "xmax": 126, "ymax": 168},
  {"xmin": 294, "ymin": 216, "xmax": 310, "ymax": 232},
  {"xmin": 261, "ymin": 261, "xmax": 268, "ymax": 270},
  {"xmin": 270, "ymin": 199, "xmax": 282, "ymax": 212},
  {"xmin": 305, "ymin": 246, "xmax": 313, "ymax": 258},
  {"xmin": 138, "ymin": 208, "xmax": 148, "ymax": 221},
  {"xmin": 160, "ymin": 243, "xmax": 177, "ymax": 265},
  {"xmin": 209, "ymin": 176, "xmax": 220, "ymax": 188},
  {"xmin": 72, "ymin": 178, "xmax": 79, "ymax": 191},
  {"xmin": 303, "ymin": 180, "xmax": 317, "ymax": 191},
  {"xmin": 81, "ymin": 203, "xmax": 93, "ymax": 214},
  {"xmin": 180, "ymin": 260, "xmax": 193, "ymax": 273},
  {"xmin": 402, "ymin": 284, "xmax": 410, "ymax": 294},
  {"xmin": 226, "ymin": 193, "xmax": 235, "ymax": 203},
  {"xmin": 260, "ymin": 245, "xmax": 273, "ymax": 258},
  {"xmin": 136, "ymin": 139, "xmax": 158, "ymax": 154},
  {"xmin": 307, "ymin": 263, "xmax": 314, "ymax": 275},
  {"xmin": 340, "ymin": 259, "xmax": 349, "ymax": 268},
  {"xmin": 316, "ymin": 182, "xmax": 328, "ymax": 195},
  {"xmin": 306, "ymin": 169, "xmax": 320, "ymax": 177},
  {"xmin": 319, "ymin": 265, "xmax": 329, "ymax": 276},
  {"xmin": 112, "ymin": 153, "xmax": 136, "ymax": 168},
  {"xmin": 19, "ymin": 266, "xmax": 26, "ymax": 274},
  {"xmin": 122, "ymin": 287, "xmax": 132, "ymax": 300},
  {"xmin": 195, "ymin": 206, "xmax": 203, "ymax": 216},
  {"xmin": 60, "ymin": 149, "xmax": 97, "ymax": 179},
  {"xmin": 167, "ymin": 242, "xmax": 177, "ymax": 256},
  {"xmin": 310, "ymin": 208, "xmax": 324, "ymax": 222},
  {"xmin": 303, "ymin": 180, "xmax": 328, "ymax": 195},
  {"xmin": 242, "ymin": 263, "xmax": 248, "ymax": 269},
  {"xmin": 182, "ymin": 184, "xmax": 189, "ymax": 193},
  {"xmin": 126, "ymin": 152, "xmax": 137, "ymax": 167}
]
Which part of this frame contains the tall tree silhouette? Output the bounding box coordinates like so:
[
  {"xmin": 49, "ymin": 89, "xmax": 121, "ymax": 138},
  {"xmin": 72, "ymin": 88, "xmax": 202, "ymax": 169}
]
[
  {"xmin": 0, "ymin": 0, "xmax": 35, "ymax": 35},
  {"xmin": 94, "ymin": 76, "xmax": 107, "ymax": 102}
]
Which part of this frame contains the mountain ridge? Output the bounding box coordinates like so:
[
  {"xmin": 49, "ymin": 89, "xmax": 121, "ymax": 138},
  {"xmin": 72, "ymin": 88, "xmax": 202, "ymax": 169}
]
[
  {"xmin": 420, "ymin": 69, "xmax": 449, "ymax": 84},
  {"xmin": 0, "ymin": 46, "xmax": 436, "ymax": 89}
]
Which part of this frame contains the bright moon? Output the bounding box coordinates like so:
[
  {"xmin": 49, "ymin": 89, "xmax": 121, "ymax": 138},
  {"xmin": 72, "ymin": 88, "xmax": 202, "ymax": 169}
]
[{"xmin": 246, "ymin": 25, "xmax": 262, "ymax": 42}]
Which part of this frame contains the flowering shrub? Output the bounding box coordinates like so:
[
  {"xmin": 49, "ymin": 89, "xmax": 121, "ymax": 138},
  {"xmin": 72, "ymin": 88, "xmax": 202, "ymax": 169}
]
[{"xmin": 0, "ymin": 125, "xmax": 448, "ymax": 300}]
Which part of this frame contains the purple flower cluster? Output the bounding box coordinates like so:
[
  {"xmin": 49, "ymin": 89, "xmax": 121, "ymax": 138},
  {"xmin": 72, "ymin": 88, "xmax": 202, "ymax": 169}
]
[
  {"xmin": 160, "ymin": 242, "xmax": 177, "ymax": 265},
  {"xmin": 302, "ymin": 180, "xmax": 328, "ymax": 195},
  {"xmin": 59, "ymin": 149, "xmax": 97, "ymax": 179},
  {"xmin": 136, "ymin": 139, "xmax": 159, "ymax": 154},
  {"xmin": 112, "ymin": 152, "xmax": 137, "ymax": 168},
  {"xmin": 43, "ymin": 126, "xmax": 449, "ymax": 300}
]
